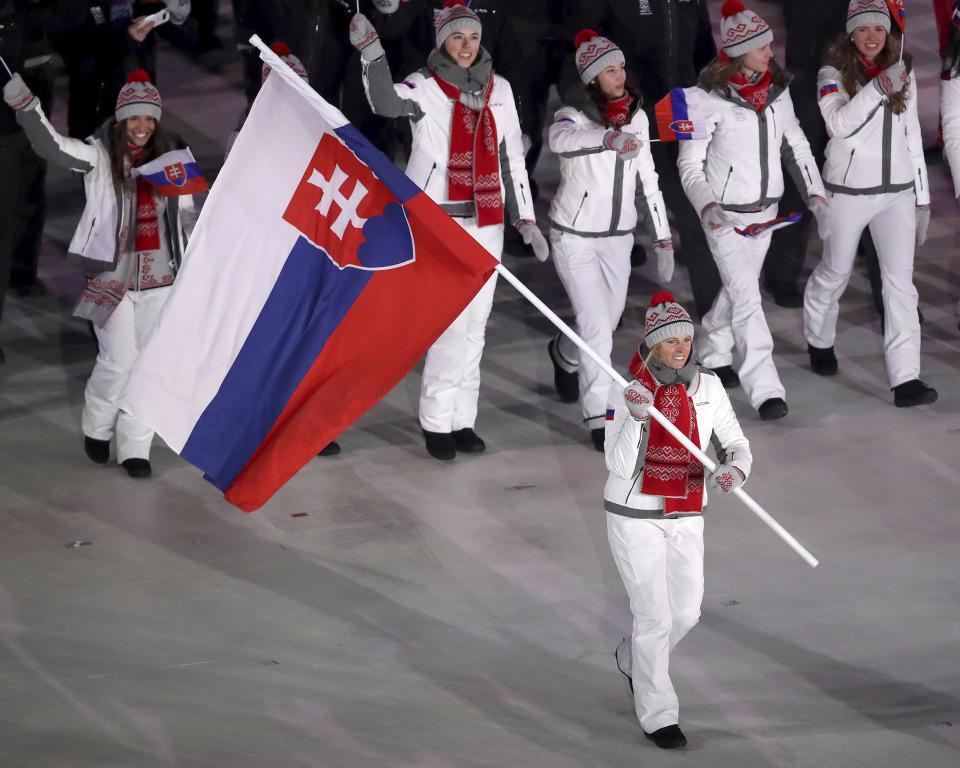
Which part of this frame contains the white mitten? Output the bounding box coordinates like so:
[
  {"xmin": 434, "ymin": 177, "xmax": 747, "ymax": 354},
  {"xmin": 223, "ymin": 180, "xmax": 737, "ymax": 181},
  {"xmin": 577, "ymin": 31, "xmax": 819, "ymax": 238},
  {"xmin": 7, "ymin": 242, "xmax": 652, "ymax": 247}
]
[
  {"xmin": 708, "ymin": 463, "xmax": 745, "ymax": 494},
  {"xmin": 349, "ymin": 13, "xmax": 384, "ymax": 61},
  {"xmin": 602, "ymin": 130, "xmax": 641, "ymax": 160},
  {"xmin": 916, "ymin": 205, "xmax": 930, "ymax": 246},
  {"xmin": 623, "ymin": 381, "xmax": 655, "ymax": 421},
  {"xmin": 654, "ymin": 239, "xmax": 674, "ymax": 283},
  {"xmin": 874, "ymin": 61, "xmax": 909, "ymax": 97},
  {"xmin": 807, "ymin": 195, "xmax": 831, "ymax": 241},
  {"xmin": 701, "ymin": 203, "xmax": 732, "ymax": 232},
  {"xmin": 2, "ymin": 73, "xmax": 36, "ymax": 111},
  {"xmin": 517, "ymin": 220, "xmax": 549, "ymax": 262}
]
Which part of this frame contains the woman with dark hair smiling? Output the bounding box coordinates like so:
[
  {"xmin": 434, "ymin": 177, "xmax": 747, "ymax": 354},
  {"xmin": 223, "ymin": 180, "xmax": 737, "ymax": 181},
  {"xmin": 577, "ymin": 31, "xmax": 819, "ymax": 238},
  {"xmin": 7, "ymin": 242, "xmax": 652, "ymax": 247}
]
[{"xmin": 3, "ymin": 68, "xmax": 199, "ymax": 477}]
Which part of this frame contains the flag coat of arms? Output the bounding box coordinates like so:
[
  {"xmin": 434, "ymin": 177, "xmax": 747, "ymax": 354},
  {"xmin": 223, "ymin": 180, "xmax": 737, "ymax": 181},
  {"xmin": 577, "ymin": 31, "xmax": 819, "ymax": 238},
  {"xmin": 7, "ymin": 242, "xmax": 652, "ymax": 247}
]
[
  {"xmin": 132, "ymin": 148, "xmax": 209, "ymax": 196},
  {"xmin": 654, "ymin": 87, "xmax": 708, "ymax": 142},
  {"xmin": 120, "ymin": 63, "xmax": 498, "ymax": 511}
]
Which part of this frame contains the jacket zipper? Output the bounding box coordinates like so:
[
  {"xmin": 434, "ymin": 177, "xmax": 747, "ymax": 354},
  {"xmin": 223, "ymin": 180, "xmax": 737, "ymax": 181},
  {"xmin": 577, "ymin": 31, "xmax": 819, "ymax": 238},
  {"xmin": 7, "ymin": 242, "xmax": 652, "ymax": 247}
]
[
  {"xmin": 622, "ymin": 422, "xmax": 648, "ymax": 503},
  {"xmin": 842, "ymin": 148, "xmax": 856, "ymax": 183},
  {"xmin": 571, "ymin": 190, "xmax": 588, "ymax": 226},
  {"xmin": 424, "ymin": 162, "xmax": 437, "ymax": 188},
  {"xmin": 81, "ymin": 217, "xmax": 97, "ymax": 251},
  {"xmin": 520, "ymin": 182, "xmax": 527, "ymax": 205},
  {"xmin": 770, "ymin": 105, "xmax": 777, "ymax": 134},
  {"xmin": 720, "ymin": 166, "xmax": 734, "ymax": 202}
]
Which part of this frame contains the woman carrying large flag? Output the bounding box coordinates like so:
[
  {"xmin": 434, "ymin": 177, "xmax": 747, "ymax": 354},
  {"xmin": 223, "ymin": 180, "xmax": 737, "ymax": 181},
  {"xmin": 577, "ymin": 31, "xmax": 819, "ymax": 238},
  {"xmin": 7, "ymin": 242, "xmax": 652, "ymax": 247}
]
[
  {"xmin": 350, "ymin": 0, "xmax": 546, "ymax": 460},
  {"xmin": 3, "ymin": 69, "xmax": 200, "ymax": 477},
  {"xmin": 677, "ymin": 0, "xmax": 828, "ymax": 422},
  {"xmin": 803, "ymin": 0, "xmax": 937, "ymax": 407}
]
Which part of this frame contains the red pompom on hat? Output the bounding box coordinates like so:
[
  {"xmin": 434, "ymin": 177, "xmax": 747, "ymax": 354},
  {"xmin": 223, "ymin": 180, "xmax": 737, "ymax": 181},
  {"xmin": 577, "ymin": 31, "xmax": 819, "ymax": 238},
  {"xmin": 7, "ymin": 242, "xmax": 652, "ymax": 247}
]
[
  {"xmin": 435, "ymin": 0, "xmax": 482, "ymax": 48},
  {"xmin": 574, "ymin": 28, "xmax": 624, "ymax": 85},
  {"xmin": 719, "ymin": 0, "xmax": 772, "ymax": 57},
  {"xmin": 262, "ymin": 41, "xmax": 308, "ymax": 83},
  {"xmin": 115, "ymin": 69, "xmax": 162, "ymax": 123},
  {"xmin": 645, "ymin": 291, "xmax": 694, "ymax": 347}
]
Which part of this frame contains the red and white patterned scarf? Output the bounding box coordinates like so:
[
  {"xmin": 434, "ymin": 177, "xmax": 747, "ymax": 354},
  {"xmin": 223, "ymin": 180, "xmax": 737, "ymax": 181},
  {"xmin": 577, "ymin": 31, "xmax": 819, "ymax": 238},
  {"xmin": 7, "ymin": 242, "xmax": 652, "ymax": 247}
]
[
  {"xmin": 129, "ymin": 145, "xmax": 159, "ymax": 252},
  {"xmin": 429, "ymin": 68, "xmax": 503, "ymax": 228},
  {"xmin": 856, "ymin": 51, "xmax": 887, "ymax": 81},
  {"xmin": 629, "ymin": 352, "xmax": 704, "ymax": 515},
  {"xmin": 604, "ymin": 93, "xmax": 633, "ymax": 127},
  {"xmin": 729, "ymin": 67, "xmax": 772, "ymax": 113}
]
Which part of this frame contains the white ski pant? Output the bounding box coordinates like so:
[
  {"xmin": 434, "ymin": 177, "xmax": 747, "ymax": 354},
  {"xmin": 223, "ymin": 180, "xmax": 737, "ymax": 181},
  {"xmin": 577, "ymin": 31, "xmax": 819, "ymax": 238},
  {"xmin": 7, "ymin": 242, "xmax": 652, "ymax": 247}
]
[
  {"xmin": 419, "ymin": 217, "xmax": 503, "ymax": 433},
  {"xmin": 551, "ymin": 231, "xmax": 632, "ymax": 428},
  {"xmin": 699, "ymin": 205, "xmax": 785, "ymax": 409},
  {"xmin": 606, "ymin": 512, "xmax": 704, "ymax": 733},
  {"xmin": 803, "ymin": 190, "xmax": 920, "ymax": 387},
  {"xmin": 81, "ymin": 287, "xmax": 170, "ymax": 463}
]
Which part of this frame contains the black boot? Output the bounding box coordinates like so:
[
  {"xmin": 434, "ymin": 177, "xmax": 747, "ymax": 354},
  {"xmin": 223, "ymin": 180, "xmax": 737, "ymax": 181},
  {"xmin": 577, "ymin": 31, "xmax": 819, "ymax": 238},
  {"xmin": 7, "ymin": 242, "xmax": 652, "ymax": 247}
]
[
  {"xmin": 122, "ymin": 458, "xmax": 152, "ymax": 478},
  {"xmin": 711, "ymin": 365, "xmax": 740, "ymax": 389},
  {"xmin": 423, "ymin": 430, "xmax": 456, "ymax": 460},
  {"xmin": 590, "ymin": 428, "xmax": 605, "ymax": 452},
  {"xmin": 644, "ymin": 724, "xmax": 687, "ymax": 749},
  {"xmin": 892, "ymin": 379, "xmax": 938, "ymax": 408},
  {"xmin": 808, "ymin": 344, "xmax": 838, "ymax": 376},
  {"xmin": 84, "ymin": 436, "xmax": 110, "ymax": 464},
  {"xmin": 452, "ymin": 428, "xmax": 485, "ymax": 453},
  {"xmin": 317, "ymin": 441, "xmax": 341, "ymax": 456},
  {"xmin": 548, "ymin": 336, "xmax": 579, "ymax": 403},
  {"xmin": 758, "ymin": 397, "xmax": 788, "ymax": 421}
]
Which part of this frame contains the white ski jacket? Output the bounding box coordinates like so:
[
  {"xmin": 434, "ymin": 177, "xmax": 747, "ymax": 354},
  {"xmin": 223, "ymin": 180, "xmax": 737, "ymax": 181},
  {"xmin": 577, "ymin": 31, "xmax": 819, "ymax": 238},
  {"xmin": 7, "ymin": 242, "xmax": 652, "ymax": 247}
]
[
  {"xmin": 547, "ymin": 103, "xmax": 670, "ymax": 241},
  {"xmin": 603, "ymin": 369, "xmax": 752, "ymax": 518},
  {"xmin": 817, "ymin": 64, "xmax": 929, "ymax": 205},
  {"xmin": 678, "ymin": 71, "xmax": 824, "ymax": 218},
  {"xmin": 940, "ymin": 67, "xmax": 960, "ymax": 199}
]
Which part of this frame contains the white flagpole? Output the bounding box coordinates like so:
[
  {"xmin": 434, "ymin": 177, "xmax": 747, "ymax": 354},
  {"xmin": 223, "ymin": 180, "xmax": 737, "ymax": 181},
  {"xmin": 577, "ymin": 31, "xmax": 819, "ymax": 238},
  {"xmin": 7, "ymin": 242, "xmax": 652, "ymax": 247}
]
[
  {"xmin": 248, "ymin": 35, "xmax": 819, "ymax": 569},
  {"xmin": 0, "ymin": 53, "xmax": 13, "ymax": 79},
  {"xmin": 494, "ymin": 263, "xmax": 819, "ymax": 569}
]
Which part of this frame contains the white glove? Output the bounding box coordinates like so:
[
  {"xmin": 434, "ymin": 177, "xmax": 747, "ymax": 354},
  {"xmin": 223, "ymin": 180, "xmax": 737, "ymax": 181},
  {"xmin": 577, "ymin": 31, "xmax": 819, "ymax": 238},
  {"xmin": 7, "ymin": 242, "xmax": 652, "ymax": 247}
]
[
  {"xmin": 874, "ymin": 61, "xmax": 909, "ymax": 97},
  {"xmin": 349, "ymin": 13, "xmax": 384, "ymax": 61},
  {"xmin": 517, "ymin": 220, "xmax": 549, "ymax": 262},
  {"xmin": 708, "ymin": 463, "xmax": 745, "ymax": 494},
  {"xmin": 372, "ymin": 0, "xmax": 401, "ymax": 12},
  {"xmin": 701, "ymin": 203, "xmax": 733, "ymax": 232},
  {"xmin": 623, "ymin": 381, "xmax": 655, "ymax": 421},
  {"xmin": 654, "ymin": 239, "xmax": 674, "ymax": 283},
  {"xmin": 807, "ymin": 195, "xmax": 830, "ymax": 241},
  {"xmin": 602, "ymin": 130, "xmax": 641, "ymax": 161},
  {"xmin": 916, "ymin": 205, "xmax": 930, "ymax": 247},
  {"xmin": 2, "ymin": 73, "xmax": 36, "ymax": 111}
]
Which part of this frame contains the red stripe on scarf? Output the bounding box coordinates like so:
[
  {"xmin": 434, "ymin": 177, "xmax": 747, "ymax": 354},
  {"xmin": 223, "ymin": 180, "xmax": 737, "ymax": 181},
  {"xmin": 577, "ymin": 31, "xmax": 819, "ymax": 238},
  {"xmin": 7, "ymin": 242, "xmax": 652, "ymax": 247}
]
[
  {"xmin": 729, "ymin": 68, "xmax": 772, "ymax": 112},
  {"xmin": 130, "ymin": 145, "xmax": 160, "ymax": 252},
  {"xmin": 856, "ymin": 52, "xmax": 888, "ymax": 81},
  {"xmin": 629, "ymin": 352, "xmax": 704, "ymax": 515},
  {"xmin": 429, "ymin": 69, "xmax": 504, "ymax": 228}
]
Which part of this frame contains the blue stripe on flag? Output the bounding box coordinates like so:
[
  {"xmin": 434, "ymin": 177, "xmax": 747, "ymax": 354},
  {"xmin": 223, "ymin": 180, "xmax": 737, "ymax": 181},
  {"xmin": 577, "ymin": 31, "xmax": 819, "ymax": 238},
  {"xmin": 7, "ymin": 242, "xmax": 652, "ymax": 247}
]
[
  {"xmin": 670, "ymin": 88, "xmax": 689, "ymax": 123},
  {"xmin": 142, "ymin": 161, "xmax": 203, "ymax": 187},
  {"xmin": 181, "ymin": 235, "xmax": 374, "ymax": 490}
]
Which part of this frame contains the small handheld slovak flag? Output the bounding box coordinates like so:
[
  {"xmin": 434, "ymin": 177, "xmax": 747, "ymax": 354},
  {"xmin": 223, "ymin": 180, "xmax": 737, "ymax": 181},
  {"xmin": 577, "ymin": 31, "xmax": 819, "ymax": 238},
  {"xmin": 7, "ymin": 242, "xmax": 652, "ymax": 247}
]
[
  {"xmin": 654, "ymin": 87, "xmax": 707, "ymax": 142},
  {"xmin": 735, "ymin": 212, "xmax": 802, "ymax": 238},
  {"xmin": 885, "ymin": 0, "xmax": 906, "ymax": 34},
  {"xmin": 131, "ymin": 148, "xmax": 209, "ymax": 196}
]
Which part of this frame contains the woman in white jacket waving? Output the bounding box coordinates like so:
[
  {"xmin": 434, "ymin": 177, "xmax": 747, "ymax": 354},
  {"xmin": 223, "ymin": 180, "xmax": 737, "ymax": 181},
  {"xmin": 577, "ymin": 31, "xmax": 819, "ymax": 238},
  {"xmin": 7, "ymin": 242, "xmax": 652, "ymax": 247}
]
[
  {"xmin": 350, "ymin": 0, "xmax": 546, "ymax": 460},
  {"xmin": 605, "ymin": 291, "xmax": 751, "ymax": 749},
  {"xmin": 677, "ymin": 1, "xmax": 828, "ymax": 422},
  {"xmin": 803, "ymin": 0, "xmax": 936, "ymax": 407},
  {"xmin": 547, "ymin": 30, "xmax": 672, "ymax": 452}
]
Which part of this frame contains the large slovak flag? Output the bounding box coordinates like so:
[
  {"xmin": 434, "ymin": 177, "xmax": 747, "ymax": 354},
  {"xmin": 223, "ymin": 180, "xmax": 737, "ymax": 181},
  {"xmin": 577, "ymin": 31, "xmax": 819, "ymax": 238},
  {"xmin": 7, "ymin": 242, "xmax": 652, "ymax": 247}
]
[{"xmin": 120, "ymin": 52, "xmax": 498, "ymax": 512}]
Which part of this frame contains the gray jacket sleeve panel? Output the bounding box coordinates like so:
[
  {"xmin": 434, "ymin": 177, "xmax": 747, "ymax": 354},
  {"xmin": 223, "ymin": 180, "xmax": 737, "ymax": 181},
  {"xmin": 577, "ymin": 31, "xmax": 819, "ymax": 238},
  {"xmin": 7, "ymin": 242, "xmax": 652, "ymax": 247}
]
[
  {"xmin": 16, "ymin": 101, "xmax": 96, "ymax": 173},
  {"xmin": 361, "ymin": 57, "xmax": 423, "ymax": 121}
]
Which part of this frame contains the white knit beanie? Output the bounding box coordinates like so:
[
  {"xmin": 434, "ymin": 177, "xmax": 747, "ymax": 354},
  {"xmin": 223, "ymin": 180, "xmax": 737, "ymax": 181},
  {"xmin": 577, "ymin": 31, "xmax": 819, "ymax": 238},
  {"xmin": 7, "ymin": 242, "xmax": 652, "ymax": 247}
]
[
  {"xmin": 261, "ymin": 42, "xmax": 309, "ymax": 84},
  {"xmin": 574, "ymin": 29, "xmax": 625, "ymax": 85},
  {"xmin": 435, "ymin": 0, "xmax": 482, "ymax": 49},
  {"xmin": 115, "ymin": 70, "xmax": 162, "ymax": 122},
  {"xmin": 720, "ymin": 0, "xmax": 774, "ymax": 58},
  {"xmin": 645, "ymin": 291, "xmax": 695, "ymax": 349},
  {"xmin": 846, "ymin": 0, "xmax": 892, "ymax": 33}
]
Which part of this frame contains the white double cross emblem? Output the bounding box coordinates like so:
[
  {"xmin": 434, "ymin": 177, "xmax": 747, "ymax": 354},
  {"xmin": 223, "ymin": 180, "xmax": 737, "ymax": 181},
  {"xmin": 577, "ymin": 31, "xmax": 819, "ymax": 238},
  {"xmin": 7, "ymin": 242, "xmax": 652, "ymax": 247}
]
[{"xmin": 307, "ymin": 165, "xmax": 368, "ymax": 239}]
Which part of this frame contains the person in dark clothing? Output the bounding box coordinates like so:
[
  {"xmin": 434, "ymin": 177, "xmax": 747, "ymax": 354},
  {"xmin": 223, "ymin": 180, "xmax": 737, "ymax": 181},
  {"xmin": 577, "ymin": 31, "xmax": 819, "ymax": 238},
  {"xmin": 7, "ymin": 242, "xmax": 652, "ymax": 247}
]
[{"xmin": 562, "ymin": 0, "xmax": 722, "ymax": 320}]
